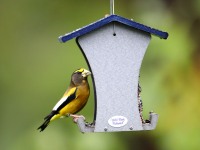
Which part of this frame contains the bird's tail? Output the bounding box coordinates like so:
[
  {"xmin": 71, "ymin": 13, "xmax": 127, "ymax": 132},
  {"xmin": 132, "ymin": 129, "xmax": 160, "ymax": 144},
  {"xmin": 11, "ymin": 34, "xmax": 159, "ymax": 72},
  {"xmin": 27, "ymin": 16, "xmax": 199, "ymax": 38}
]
[{"xmin": 37, "ymin": 111, "xmax": 57, "ymax": 132}]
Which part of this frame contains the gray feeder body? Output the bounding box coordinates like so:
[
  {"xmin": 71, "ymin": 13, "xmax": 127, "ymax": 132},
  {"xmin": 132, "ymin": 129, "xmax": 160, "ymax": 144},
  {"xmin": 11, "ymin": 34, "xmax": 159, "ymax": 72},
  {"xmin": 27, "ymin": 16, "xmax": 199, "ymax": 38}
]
[
  {"xmin": 78, "ymin": 23, "xmax": 150, "ymax": 132},
  {"xmin": 59, "ymin": 15, "xmax": 168, "ymax": 133}
]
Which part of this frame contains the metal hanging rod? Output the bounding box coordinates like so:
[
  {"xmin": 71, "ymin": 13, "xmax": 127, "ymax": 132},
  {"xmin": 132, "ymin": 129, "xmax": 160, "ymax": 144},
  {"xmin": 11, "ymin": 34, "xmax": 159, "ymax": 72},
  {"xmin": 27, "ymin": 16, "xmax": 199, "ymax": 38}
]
[{"xmin": 110, "ymin": 0, "xmax": 115, "ymax": 15}]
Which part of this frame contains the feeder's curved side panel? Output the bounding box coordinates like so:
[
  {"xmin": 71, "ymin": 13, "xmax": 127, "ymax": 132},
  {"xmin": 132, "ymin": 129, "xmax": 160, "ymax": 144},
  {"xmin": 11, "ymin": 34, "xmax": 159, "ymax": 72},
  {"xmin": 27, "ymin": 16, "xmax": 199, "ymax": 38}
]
[
  {"xmin": 77, "ymin": 22, "xmax": 151, "ymax": 132},
  {"xmin": 76, "ymin": 38, "xmax": 97, "ymax": 123}
]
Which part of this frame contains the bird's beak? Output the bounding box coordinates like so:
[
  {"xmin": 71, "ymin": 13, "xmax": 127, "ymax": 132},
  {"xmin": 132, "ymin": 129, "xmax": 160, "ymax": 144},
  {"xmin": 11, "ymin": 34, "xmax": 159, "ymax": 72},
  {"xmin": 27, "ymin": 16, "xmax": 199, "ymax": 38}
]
[{"xmin": 82, "ymin": 69, "xmax": 91, "ymax": 78}]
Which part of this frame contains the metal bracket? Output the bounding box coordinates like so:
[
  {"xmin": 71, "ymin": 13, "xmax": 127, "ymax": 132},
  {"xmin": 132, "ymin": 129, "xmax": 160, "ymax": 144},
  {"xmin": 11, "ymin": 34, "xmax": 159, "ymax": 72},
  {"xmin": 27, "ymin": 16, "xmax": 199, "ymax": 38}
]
[{"xmin": 76, "ymin": 119, "xmax": 95, "ymax": 133}]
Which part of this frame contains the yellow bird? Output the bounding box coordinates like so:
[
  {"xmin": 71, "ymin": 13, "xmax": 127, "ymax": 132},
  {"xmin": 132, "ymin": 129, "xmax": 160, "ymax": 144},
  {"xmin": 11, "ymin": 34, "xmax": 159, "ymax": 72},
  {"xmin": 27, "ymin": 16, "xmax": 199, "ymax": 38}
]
[{"xmin": 37, "ymin": 68, "xmax": 91, "ymax": 132}]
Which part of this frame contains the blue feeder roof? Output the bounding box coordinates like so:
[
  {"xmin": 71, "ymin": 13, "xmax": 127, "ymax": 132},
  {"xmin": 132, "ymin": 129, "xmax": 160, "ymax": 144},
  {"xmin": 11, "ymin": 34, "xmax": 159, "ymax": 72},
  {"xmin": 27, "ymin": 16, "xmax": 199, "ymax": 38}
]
[{"xmin": 59, "ymin": 14, "xmax": 168, "ymax": 43}]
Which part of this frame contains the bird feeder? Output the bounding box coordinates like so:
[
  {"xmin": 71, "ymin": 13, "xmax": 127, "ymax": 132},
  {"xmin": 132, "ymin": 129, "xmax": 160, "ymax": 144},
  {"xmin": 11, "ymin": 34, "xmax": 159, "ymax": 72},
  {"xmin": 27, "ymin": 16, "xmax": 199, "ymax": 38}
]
[{"xmin": 58, "ymin": 3, "xmax": 168, "ymax": 133}]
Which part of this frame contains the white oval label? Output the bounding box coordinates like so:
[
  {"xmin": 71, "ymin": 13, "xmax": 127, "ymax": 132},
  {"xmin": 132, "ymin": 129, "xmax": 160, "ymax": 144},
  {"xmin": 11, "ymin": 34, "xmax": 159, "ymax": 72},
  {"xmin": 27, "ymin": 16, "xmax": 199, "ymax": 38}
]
[{"xmin": 108, "ymin": 116, "xmax": 128, "ymax": 128}]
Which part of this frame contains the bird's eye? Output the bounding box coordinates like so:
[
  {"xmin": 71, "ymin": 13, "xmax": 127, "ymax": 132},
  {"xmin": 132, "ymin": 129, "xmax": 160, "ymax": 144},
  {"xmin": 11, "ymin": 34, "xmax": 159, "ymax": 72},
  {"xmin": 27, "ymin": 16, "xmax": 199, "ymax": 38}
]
[
  {"xmin": 76, "ymin": 71, "xmax": 82, "ymax": 75},
  {"xmin": 73, "ymin": 68, "xmax": 84, "ymax": 75}
]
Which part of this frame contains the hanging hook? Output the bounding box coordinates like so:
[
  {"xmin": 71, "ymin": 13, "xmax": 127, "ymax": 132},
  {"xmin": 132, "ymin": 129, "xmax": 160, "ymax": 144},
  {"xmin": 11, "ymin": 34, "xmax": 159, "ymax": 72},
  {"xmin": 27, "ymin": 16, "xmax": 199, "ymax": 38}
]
[{"xmin": 110, "ymin": 0, "xmax": 116, "ymax": 36}]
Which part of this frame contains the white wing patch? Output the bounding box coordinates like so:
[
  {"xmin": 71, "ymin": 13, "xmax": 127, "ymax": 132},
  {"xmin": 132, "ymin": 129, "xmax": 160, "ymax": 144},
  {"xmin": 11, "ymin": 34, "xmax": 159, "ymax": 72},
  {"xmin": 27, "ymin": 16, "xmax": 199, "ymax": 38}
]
[{"xmin": 53, "ymin": 96, "xmax": 68, "ymax": 111}]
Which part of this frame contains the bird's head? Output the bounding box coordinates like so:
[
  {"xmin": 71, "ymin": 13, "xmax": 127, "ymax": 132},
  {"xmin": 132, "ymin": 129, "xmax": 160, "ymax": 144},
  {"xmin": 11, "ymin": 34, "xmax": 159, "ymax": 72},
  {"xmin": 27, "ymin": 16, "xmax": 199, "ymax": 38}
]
[{"xmin": 71, "ymin": 68, "xmax": 91, "ymax": 85}]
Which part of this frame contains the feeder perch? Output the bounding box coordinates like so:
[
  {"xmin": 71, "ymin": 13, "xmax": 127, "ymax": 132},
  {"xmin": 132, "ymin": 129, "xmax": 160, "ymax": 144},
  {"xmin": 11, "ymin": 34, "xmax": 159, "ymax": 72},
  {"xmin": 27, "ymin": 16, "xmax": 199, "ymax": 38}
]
[{"xmin": 59, "ymin": 14, "xmax": 168, "ymax": 133}]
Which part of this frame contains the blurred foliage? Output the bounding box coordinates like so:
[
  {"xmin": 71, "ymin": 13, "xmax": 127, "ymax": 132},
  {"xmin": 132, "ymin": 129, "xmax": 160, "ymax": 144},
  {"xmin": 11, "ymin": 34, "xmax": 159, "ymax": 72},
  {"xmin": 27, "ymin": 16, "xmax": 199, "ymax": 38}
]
[{"xmin": 0, "ymin": 0, "xmax": 200, "ymax": 150}]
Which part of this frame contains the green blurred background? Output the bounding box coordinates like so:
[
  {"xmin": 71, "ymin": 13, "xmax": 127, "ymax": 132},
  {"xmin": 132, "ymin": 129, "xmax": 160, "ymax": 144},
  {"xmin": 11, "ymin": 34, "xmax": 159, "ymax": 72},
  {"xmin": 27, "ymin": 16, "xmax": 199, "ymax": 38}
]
[{"xmin": 0, "ymin": 0, "xmax": 200, "ymax": 150}]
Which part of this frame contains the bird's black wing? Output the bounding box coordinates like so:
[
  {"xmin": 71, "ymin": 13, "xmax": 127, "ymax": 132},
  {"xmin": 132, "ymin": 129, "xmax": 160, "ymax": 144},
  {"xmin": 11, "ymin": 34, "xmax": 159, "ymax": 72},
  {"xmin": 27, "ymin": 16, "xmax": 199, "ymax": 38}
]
[{"xmin": 53, "ymin": 87, "xmax": 78, "ymax": 112}]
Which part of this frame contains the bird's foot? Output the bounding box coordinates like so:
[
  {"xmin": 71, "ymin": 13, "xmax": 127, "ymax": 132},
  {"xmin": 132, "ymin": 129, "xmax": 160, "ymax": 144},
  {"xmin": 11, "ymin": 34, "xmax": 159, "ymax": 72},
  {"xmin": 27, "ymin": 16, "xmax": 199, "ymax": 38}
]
[{"xmin": 69, "ymin": 114, "xmax": 85, "ymax": 123}]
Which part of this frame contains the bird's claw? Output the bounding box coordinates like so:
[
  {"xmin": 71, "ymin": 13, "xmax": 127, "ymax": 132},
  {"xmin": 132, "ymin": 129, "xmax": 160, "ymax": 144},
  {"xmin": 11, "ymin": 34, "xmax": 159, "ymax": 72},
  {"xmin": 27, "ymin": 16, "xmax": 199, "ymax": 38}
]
[{"xmin": 69, "ymin": 114, "xmax": 85, "ymax": 123}]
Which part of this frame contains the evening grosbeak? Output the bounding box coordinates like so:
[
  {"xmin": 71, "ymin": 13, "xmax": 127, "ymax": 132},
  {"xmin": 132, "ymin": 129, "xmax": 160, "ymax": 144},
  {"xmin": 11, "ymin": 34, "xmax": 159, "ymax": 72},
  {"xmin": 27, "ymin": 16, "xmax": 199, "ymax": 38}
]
[{"xmin": 37, "ymin": 68, "xmax": 91, "ymax": 132}]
